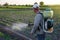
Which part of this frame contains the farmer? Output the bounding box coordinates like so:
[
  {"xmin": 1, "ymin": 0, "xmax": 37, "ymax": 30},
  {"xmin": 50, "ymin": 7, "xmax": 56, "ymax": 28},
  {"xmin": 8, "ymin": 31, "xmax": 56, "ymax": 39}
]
[{"xmin": 30, "ymin": 2, "xmax": 45, "ymax": 40}]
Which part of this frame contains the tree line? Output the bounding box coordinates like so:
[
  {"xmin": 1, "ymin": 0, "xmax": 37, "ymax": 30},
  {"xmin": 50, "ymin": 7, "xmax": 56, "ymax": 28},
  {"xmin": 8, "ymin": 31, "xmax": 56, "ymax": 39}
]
[{"xmin": 0, "ymin": 1, "xmax": 44, "ymax": 6}]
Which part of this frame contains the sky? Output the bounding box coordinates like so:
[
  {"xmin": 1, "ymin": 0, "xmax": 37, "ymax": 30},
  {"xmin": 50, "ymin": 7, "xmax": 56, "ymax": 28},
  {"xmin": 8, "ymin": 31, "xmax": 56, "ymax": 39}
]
[{"xmin": 0, "ymin": 0, "xmax": 60, "ymax": 5}]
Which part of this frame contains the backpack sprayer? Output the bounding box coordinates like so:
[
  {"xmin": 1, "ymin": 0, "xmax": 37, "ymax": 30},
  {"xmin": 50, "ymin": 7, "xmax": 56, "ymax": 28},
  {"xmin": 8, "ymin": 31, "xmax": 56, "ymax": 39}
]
[{"xmin": 41, "ymin": 8, "xmax": 54, "ymax": 33}]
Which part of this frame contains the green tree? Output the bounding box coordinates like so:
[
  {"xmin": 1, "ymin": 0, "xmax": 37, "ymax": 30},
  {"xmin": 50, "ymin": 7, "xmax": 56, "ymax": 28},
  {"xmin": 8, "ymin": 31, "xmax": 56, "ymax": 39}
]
[
  {"xmin": 26, "ymin": 4, "xmax": 28, "ymax": 7},
  {"xmin": 3, "ymin": 2, "xmax": 8, "ymax": 6},
  {"xmin": 40, "ymin": 1, "xmax": 44, "ymax": 6}
]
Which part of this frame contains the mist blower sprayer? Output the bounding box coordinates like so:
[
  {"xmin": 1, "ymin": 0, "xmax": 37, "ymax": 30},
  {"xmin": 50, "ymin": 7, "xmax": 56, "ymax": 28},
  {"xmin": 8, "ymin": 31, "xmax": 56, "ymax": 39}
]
[{"xmin": 40, "ymin": 8, "xmax": 54, "ymax": 33}]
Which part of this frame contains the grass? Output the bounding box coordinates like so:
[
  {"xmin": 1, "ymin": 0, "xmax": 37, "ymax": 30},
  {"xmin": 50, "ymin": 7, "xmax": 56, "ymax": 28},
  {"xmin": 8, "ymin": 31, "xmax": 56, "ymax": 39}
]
[{"xmin": 0, "ymin": 9, "xmax": 35, "ymax": 23}]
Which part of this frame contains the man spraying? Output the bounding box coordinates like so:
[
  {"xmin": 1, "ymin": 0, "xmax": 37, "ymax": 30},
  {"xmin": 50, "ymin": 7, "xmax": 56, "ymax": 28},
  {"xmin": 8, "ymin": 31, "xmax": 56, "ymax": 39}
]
[
  {"xmin": 30, "ymin": 2, "xmax": 54, "ymax": 40},
  {"xmin": 31, "ymin": 2, "xmax": 45, "ymax": 40}
]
